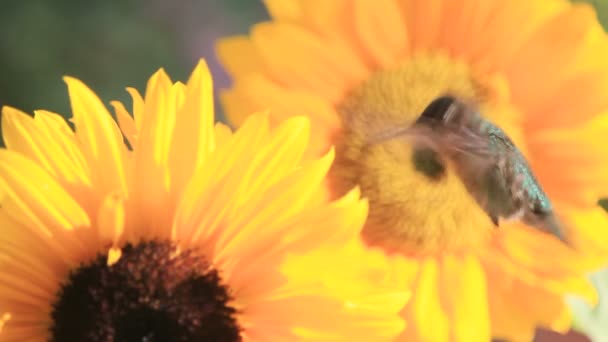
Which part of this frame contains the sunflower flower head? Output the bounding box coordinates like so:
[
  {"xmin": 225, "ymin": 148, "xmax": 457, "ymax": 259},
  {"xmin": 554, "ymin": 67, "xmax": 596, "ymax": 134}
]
[
  {"xmin": 0, "ymin": 60, "xmax": 408, "ymax": 341},
  {"xmin": 218, "ymin": 0, "xmax": 608, "ymax": 340}
]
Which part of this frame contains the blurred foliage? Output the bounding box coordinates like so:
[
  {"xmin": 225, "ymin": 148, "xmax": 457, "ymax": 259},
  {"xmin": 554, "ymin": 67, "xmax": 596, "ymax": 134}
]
[
  {"xmin": 0, "ymin": 0, "xmax": 186, "ymax": 116},
  {"xmin": 599, "ymin": 199, "xmax": 608, "ymax": 211},
  {"xmin": 0, "ymin": 0, "xmax": 267, "ymax": 146},
  {"xmin": 568, "ymin": 270, "xmax": 608, "ymax": 342},
  {"xmin": 576, "ymin": 0, "xmax": 608, "ymax": 27}
]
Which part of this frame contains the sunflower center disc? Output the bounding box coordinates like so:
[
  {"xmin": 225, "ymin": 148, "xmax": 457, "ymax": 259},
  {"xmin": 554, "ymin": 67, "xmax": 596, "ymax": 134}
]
[
  {"xmin": 332, "ymin": 54, "xmax": 510, "ymax": 255},
  {"xmin": 50, "ymin": 241, "xmax": 241, "ymax": 342}
]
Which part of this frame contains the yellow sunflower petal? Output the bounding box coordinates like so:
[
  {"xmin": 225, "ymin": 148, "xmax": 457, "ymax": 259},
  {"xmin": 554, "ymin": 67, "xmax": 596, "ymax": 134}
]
[
  {"xmin": 174, "ymin": 112, "xmax": 271, "ymax": 241},
  {"xmin": 440, "ymin": 255, "xmax": 490, "ymax": 342},
  {"xmin": 217, "ymin": 151, "xmax": 338, "ymax": 260},
  {"xmin": 136, "ymin": 68, "xmax": 175, "ymax": 168},
  {"xmin": 126, "ymin": 86, "xmax": 145, "ymax": 131},
  {"xmin": 213, "ymin": 122, "xmax": 233, "ymax": 148},
  {"xmin": 168, "ymin": 60, "xmax": 215, "ymax": 193},
  {"xmin": 525, "ymin": 68, "xmax": 608, "ymax": 128},
  {"xmin": 64, "ymin": 76, "xmax": 128, "ymax": 197},
  {"xmin": 219, "ymin": 87, "xmax": 257, "ymax": 127},
  {"xmin": 2, "ymin": 107, "xmax": 91, "ymax": 189},
  {"xmin": 0, "ymin": 150, "xmax": 90, "ymax": 234},
  {"xmin": 530, "ymin": 113, "xmax": 608, "ymax": 206},
  {"xmin": 216, "ymin": 36, "xmax": 266, "ymax": 79},
  {"xmin": 0, "ymin": 152, "xmax": 92, "ymax": 267},
  {"xmin": 402, "ymin": 0, "xmax": 443, "ymax": 52},
  {"xmin": 226, "ymin": 74, "xmax": 339, "ymax": 156},
  {"xmin": 96, "ymin": 191, "xmax": 125, "ymax": 246},
  {"xmin": 111, "ymin": 100, "xmax": 137, "ymax": 147},
  {"xmin": 33, "ymin": 110, "xmax": 90, "ymax": 178},
  {"xmin": 130, "ymin": 68, "xmax": 177, "ymax": 236},
  {"xmin": 213, "ymin": 118, "xmax": 320, "ymax": 259},
  {"xmin": 263, "ymin": 0, "xmax": 301, "ymax": 21},
  {"xmin": 353, "ymin": 0, "xmax": 409, "ymax": 68},
  {"xmin": 473, "ymin": 0, "xmax": 569, "ymax": 72},
  {"xmin": 486, "ymin": 270, "xmax": 539, "ymax": 342},
  {"xmin": 251, "ymin": 21, "xmax": 366, "ymax": 102},
  {"xmin": 281, "ymin": 295, "xmax": 405, "ymax": 341},
  {"xmin": 282, "ymin": 238, "xmax": 417, "ymax": 299},
  {"xmin": 507, "ymin": 3, "xmax": 605, "ymax": 109},
  {"xmin": 296, "ymin": 0, "xmax": 373, "ymax": 69},
  {"xmin": 562, "ymin": 205, "xmax": 608, "ymax": 258},
  {"xmin": 484, "ymin": 227, "xmax": 598, "ymax": 311},
  {"xmin": 221, "ymin": 177, "xmax": 362, "ymax": 282},
  {"xmin": 401, "ymin": 259, "xmax": 449, "ymax": 342},
  {"xmin": 488, "ymin": 271, "xmax": 573, "ymax": 341}
]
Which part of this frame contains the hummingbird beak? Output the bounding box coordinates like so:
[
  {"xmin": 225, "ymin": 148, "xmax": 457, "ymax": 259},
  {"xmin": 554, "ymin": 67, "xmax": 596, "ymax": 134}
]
[{"xmin": 538, "ymin": 215, "xmax": 571, "ymax": 247}]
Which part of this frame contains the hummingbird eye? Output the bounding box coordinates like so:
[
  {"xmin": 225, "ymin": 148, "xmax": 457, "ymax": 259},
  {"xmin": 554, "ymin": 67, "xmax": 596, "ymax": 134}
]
[{"xmin": 416, "ymin": 95, "xmax": 459, "ymax": 124}]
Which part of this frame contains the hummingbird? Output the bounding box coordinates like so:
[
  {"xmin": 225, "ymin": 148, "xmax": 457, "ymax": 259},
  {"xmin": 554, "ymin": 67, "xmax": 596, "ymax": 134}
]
[{"xmin": 371, "ymin": 95, "xmax": 569, "ymax": 244}]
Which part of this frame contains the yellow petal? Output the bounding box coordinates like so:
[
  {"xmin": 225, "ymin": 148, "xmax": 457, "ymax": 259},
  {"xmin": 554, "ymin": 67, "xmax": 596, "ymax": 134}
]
[
  {"xmin": 216, "ymin": 36, "xmax": 266, "ymax": 79},
  {"xmin": 173, "ymin": 81, "xmax": 186, "ymax": 109},
  {"xmin": 280, "ymin": 238, "xmax": 416, "ymax": 298},
  {"xmin": 217, "ymin": 148, "xmax": 337, "ymax": 262},
  {"xmin": 529, "ymin": 113, "xmax": 608, "ymax": 206},
  {"xmin": 2, "ymin": 107, "xmax": 54, "ymax": 173},
  {"xmin": 2, "ymin": 107, "xmax": 90, "ymax": 188},
  {"xmin": 33, "ymin": 110, "xmax": 91, "ymax": 185},
  {"xmin": 402, "ymin": 258, "xmax": 449, "ymax": 342},
  {"xmin": 507, "ymin": 4, "xmax": 605, "ymax": 108},
  {"xmin": 473, "ymin": 0, "xmax": 568, "ymax": 72},
  {"xmin": 130, "ymin": 69, "xmax": 177, "ymax": 236},
  {"xmin": 0, "ymin": 150, "xmax": 90, "ymax": 235},
  {"xmin": 297, "ymin": 0, "xmax": 372, "ymax": 70},
  {"xmin": 485, "ymin": 225, "xmax": 598, "ymax": 303},
  {"xmin": 440, "ymin": 255, "xmax": 490, "ymax": 342},
  {"xmin": 251, "ymin": 21, "xmax": 366, "ymax": 103},
  {"xmin": 174, "ymin": 112, "xmax": 271, "ymax": 244},
  {"xmin": 403, "ymin": 0, "xmax": 444, "ymax": 52},
  {"xmin": 0, "ymin": 313, "xmax": 10, "ymax": 333},
  {"xmin": 126, "ymin": 86, "xmax": 145, "ymax": 131},
  {"xmin": 111, "ymin": 100, "xmax": 138, "ymax": 147},
  {"xmin": 263, "ymin": 0, "xmax": 301, "ymax": 21},
  {"xmin": 219, "ymin": 87, "xmax": 257, "ymax": 127},
  {"xmin": 227, "ymin": 74, "xmax": 339, "ymax": 156},
  {"xmin": 437, "ymin": 0, "xmax": 500, "ymax": 59},
  {"xmin": 168, "ymin": 60, "xmax": 216, "ymax": 194},
  {"xmin": 229, "ymin": 115, "xmax": 310, "ymax": 203},
  {"xmin": 207, "ymin": 116, "xmax": 314, "ymax": 256},
  {"xmin": 213, "ymin": 122, "xmax": 233, "ymax": 148},
  {"xmin": 525, "ymin": 68, "xmax": 608, "ymax": 129},
  {"xmin": 97, "ymin": 191, "xmax": 125, "ymax": 246},
  {"xmin": 353, "ymin": 0, "xmax": 409, "ymax": 68},
  {"xmin": 64, "ymin": 76, "xmax": 128, "ymax": 196},
  {"xmin": 486, "ymin": 268, "xmax": 538, "ymax": 342},
  {"xmin": 137, "ymin": 68, "xmax": 175, "ymax": 169},
  {"xmin": 106, "ymin": 247, "xmax": 122, "ymax": 266}
]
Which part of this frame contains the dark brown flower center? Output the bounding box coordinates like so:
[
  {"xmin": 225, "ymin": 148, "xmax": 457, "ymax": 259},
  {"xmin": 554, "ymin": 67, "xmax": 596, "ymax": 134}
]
[{"xmin": 50, "ymin": 240, "xmax": 241, "ymax": 342}]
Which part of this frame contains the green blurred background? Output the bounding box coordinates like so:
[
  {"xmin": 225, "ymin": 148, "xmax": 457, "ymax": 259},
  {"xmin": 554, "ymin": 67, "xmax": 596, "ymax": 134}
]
[
  {"xmin": 0, "ymin": 0, "xmax": 269, "ymax": 130},
  {"xmin": 0, "ymin": 1, "xmax": 607, "ymax": 341}
]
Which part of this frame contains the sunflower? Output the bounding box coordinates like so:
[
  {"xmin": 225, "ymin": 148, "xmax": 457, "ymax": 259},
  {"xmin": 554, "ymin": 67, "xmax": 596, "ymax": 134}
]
[
  {"xmin": 0, "ymin": 60, "xmax": 409, "ymax": 341},
  {"xmin": 217, "ymin": 0, "xmax": 608, "ymax": 340}
]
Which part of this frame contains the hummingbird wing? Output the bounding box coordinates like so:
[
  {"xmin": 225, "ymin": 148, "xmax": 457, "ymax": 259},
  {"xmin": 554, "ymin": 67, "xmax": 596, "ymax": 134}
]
[{"xmin": 374, "ymin": 124, "xmax": 507, "ymax": 226}]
